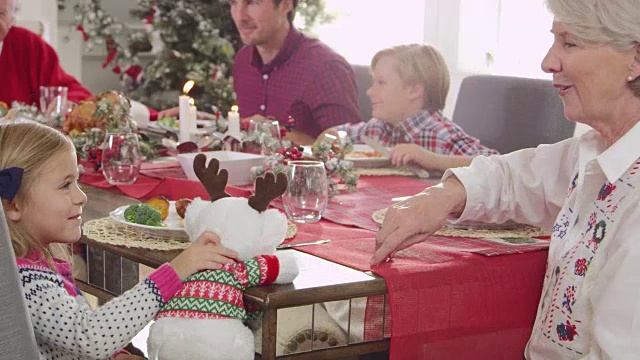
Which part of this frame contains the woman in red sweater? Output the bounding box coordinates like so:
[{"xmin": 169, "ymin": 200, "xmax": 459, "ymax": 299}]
[{"xmin": 0, "ymin": 0, "xmax": 92, "ymax": 107}]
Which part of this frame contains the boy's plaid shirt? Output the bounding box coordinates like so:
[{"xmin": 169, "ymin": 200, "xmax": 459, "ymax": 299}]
[{"xmin": 335, "ymin": 110, "xmax": 498, "ymax": 156}]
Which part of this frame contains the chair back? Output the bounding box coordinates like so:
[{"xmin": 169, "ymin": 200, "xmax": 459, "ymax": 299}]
[
  {"xmin": 452, "ymin": 75, "xmax": 575, "ymax": 154},
  {"xmin": 351, "ymin": 64, "xmax": 373, "ymax": 122},
  {"xmin": 0, "ymin": 206, "xmax": 40, "ymax": 359}
]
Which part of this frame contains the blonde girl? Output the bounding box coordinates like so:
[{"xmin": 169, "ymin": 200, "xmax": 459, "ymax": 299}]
[{"xmin": 0, "ymin": 121, "xmax": 237, "ymax": 359}]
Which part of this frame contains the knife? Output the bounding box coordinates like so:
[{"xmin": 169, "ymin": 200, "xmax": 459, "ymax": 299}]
[
  {"xmin": 277, "ymin": 239, "xmax": 331, "ymax": 249},
  {"xmin": 361, "ymin": 135, "xmax": 391, "ymax": 157},
  {"xmin": 360, "ymin": 136, "xmax": 431, "ymax": 179}
]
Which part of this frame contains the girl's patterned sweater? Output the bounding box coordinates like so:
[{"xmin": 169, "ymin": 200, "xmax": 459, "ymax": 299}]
[{"xmin": 17, "ymin": 250, "xmax": 182, "ymax": 359}]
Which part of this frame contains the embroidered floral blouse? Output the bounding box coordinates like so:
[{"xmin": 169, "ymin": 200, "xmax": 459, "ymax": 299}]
[{"xmin": 445, "ymin": 120, "xmax": 640, "ymax": 359}]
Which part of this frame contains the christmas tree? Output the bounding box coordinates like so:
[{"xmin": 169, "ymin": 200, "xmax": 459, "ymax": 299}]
[{"xmin": 58, "ymin": 0, "xmax": 332, "ymax": 113}]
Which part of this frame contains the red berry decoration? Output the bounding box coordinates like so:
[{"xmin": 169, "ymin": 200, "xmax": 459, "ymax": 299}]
[{"xmin": 285, "ymin": 116, "xmax": 296, "ymax": 131}]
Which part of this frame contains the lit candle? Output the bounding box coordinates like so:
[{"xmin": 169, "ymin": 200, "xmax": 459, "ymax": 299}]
[
  {"xmin": 188, "ymin": 97, "xmax": 197, "ymax": 133},
  {"xmin": 227, "ymin": 104, "xmax": 241, "ymax": 137},
  {"xmin": 179, "ymin": 80, "xmax": 195, "ymax": 143}
]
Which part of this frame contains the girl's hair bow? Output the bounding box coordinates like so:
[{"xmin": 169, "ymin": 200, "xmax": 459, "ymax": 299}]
[{"xmin": 0, "ymin": 167, "xmax": 24, "ymax": 201}]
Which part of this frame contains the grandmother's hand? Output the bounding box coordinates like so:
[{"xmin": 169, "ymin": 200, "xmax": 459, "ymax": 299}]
[{"xmin": 370, "ymin": 178, "xmax": 467, "ymax": 265}]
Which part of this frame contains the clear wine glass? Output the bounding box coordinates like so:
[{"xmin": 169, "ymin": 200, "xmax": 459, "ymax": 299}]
[
  {"xmin": 246, "ymin": 118, "xmax": 281, "ymax": 155},
  {"xmin": 282, "ymin": 161, "xmax": 329, "ymax": 223},
  {"xmin": 101, "ymin": 132, "xmax": 142, "ymax": 185},
  {"xmin": 39, "ymin": 86, "xmax": 68, "ymax": 127}
]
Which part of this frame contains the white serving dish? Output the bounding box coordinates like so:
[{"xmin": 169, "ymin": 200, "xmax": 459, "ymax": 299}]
[
  {"xmin": 177, "ymin": 151, "xmax": 266, "ymax": 186},
  {"xmin": 110, "ymin": 201, "xmax": 189, "ymax": 241},
  {"xmin": 149, "ymin": 119, "xmax": 216, "ymax": 133}
]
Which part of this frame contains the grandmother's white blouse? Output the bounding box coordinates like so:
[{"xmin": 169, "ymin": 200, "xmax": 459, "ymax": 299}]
[{"xmin": 445, "ymin": 120, "xmax": 640, "ymax": 359}]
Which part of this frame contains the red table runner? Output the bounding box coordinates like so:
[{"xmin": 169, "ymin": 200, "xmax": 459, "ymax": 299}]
[
  {"xmin": 80, "ymin": 169, "xmax": 250, "ymax": 200},
  {"xmin": 271, "ymin": 176, "xmax": 433, "ymax": 231},
  {"xmin": 294, "ymin": 231, "xmax": 547, "ymax": 360}
]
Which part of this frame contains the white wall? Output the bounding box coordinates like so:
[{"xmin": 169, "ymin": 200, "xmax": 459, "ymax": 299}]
[
  {"xmin": 423, "ymin": 0, "xmax": 471, "ymax": 118},
  {"xmin": 17, "ymin": 0, "xmax": 57, "ymax": 48},
  {"xmin": 16, "ymin": 0, "xmax": 85, "ymax": 81}
]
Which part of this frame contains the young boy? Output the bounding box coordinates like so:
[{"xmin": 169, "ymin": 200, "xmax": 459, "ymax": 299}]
[{"xmin": 326, "ymin": 44, "xmax": 498, "ymax": 172}]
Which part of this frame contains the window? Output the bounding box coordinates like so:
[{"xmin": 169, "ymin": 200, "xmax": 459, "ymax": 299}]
[
  {"xmin": 458, "ymin": 0, "xmax": 554, "ymax": 79},
  {"xmin": 306, "ymin": 0, "xmax": 426, "ymax": 65}
]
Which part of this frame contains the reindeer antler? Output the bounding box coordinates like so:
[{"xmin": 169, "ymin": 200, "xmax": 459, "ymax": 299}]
[
  {"xmin": 249, "ymin": 172, "xmax": 288, "ymax": 212},
  {"xmin": 193, "ymin": 154, "xmax": 230, "ymax": 202}
]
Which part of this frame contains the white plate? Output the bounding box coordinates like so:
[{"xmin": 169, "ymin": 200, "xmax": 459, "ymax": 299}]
[
  {"xmin": 149, "ymin": 120, "xmax": 216, "ymax": 133},
  {"xmin": 109, "ymin": 201, "xmax": 189, "ymax": 241},
  {"xmin": 344, "ymin": 144, "xmax": 390, "ymax": 168},
  {"xmin": 445, "ymin": 221, "xmax": 527, "ymax": 231}
]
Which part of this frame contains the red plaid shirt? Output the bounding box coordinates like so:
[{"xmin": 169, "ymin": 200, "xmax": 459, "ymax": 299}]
[
  {"xmin": 336, "ymin": 110, "xmax": 499, "ymax": 156},
  {"xmin": 232, "ymin": 27, "xmax": 360, "ymax": 138}
]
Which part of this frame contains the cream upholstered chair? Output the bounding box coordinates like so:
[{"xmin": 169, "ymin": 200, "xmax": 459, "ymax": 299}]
[
  {"xmin": 0, "ymin": 206, "xmax": 40, "ymax": 359},
  {"xmin": 351, "ymin": 64, "xmax": 373, "ymax": 122},
  {"xmin": 452, "ymin": 75, "xmax": 575, "ymax": 154}
]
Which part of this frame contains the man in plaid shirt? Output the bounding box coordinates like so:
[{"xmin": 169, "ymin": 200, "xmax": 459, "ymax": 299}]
[
  {"xmin": 230, "ymin": 0, "xmax": 360, "ymax": 145},
  {"xmin": 333, "ymin": 44, "xmax": 498, "ymax": 173}
]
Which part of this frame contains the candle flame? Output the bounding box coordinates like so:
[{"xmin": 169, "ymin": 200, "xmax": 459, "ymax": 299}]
[
  {"xmin": 188, "ymin": 98, "xmax": 195, "ymax": 106},
  {"xmin": 231, "ymin": 105, "xmax": 239, "ymax": 112},
  {"xmin": 182, "ymin": 80, "xmax": 195, "ymax": 94}
]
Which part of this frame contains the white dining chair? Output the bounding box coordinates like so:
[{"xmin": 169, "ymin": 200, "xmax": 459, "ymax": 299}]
[
  {"xmin": 0, "ymin": 206, "xmax": 41, "ymax": 359},
  {"xmin": 452, "ymin": 75, "xmax": 576, "ymax": 154}
]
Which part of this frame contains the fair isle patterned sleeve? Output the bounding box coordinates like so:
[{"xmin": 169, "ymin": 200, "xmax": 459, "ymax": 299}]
[
  {"xmin": 245, "ymin": 255, "xmax": 280, "ymax": 287},
  {"xmin": 21, "ymin": 262, "xmax": 181, "ymax": 359}
]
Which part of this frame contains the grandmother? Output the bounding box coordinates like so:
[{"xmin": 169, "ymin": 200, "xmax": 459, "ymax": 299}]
[{"xmin": 372, "ymin": 0, "xmax": 640, "ymax": 358}]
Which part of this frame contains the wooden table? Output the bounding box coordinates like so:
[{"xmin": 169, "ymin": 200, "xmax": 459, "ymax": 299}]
[{"xmin": 78, "ymin": 185, "xmax": 390, "ymax": 359}]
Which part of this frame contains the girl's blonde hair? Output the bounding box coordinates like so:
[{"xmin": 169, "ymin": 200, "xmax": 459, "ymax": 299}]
[
  {"xmin": 371, "ymin": 44, "xmax": 451, "ymax": 113},
  {"xmin": 0, "ymin": 121, "xmax": 75, "ymax": 268},
  {"xmin": 546, "ymin": 0, "xmax": 640, "ymax": 96}
]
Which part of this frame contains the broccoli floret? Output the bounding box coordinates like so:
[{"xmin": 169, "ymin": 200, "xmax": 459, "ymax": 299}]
[{"xmin": 123, "ymin": 204, "xmax": 163, "ymax": 227}]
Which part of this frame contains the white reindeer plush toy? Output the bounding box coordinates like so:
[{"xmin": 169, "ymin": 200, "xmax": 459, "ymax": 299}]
[{"xmin": 147, "ymin": 154, "xmax": 300, "ymax": 360}]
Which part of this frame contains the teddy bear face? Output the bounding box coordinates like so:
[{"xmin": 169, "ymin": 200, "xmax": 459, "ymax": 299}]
[{"xmin": 184, "ymin": 197, "xmax": 288, "ymax": 260}]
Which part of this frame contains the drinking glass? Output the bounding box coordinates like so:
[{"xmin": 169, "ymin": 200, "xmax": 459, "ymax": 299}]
[
  {"xmin": 282, "ymin": 161, "xmax": 329, "ymax": 223},
  {"xmin": 246, "ymin": 118, "xmax": 281, "ymax": 155},
  {"xmin": 39, "ymin": 86, "xmax": 68, "ymax": 126},
  {"xmin": 101, "ymin": 132, "xmax": 142, "ymax": 185}
]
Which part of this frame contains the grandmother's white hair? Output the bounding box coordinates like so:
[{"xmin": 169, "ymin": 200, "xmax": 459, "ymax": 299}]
[
  {"xmin": 546, "ymin": 0, "xmax": 640, "ymax": 49},
  {"xmin": 546, "ymin": 0, "xmax": 640, "ymax": 95}
]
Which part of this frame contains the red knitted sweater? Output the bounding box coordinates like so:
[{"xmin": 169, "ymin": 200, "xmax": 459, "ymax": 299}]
[{"xmin": 0, "ymin": 26, "xmax": 92, "ymax": 106}]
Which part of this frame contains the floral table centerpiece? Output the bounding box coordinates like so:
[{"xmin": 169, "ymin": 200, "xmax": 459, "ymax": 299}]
[
  {"xmin": 249, "ymin": 122, "xmax": 359, "ymax": 194},
  {"xmin": 0, "ymin": 91, "xmax": 159, "ymax": 171}
]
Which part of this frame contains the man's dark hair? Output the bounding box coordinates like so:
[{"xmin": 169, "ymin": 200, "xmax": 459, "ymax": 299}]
[{"xmin": 274, "ymin": 0, "xmax": 298, "ymax": 23}]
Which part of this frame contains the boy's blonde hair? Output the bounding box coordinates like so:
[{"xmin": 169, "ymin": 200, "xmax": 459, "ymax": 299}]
[
  {"xmin": 0, "ymin": 121, "xmax": 75, "ymax": 268},
  {"xmin": 371, "ymin": 44, "xmax": 451, "ymax": 113}
]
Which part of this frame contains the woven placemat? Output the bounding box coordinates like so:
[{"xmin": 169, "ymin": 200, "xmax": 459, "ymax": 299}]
[
  {"xmin": 83, "ymin": 217, "xmax": 298, "ymax": 251},
  {"xmin": 371, "ymin": 208, "xmax": 547, "ymax": 239},
  {"xmin": 354, "ymin": 167, "xmax": 414, "ymax": 177}
]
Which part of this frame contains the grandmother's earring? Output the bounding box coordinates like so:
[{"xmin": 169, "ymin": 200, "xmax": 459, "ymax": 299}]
[{"xmin": 628, "ymin": 75, "xmax": 635, "ymax": 82}]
